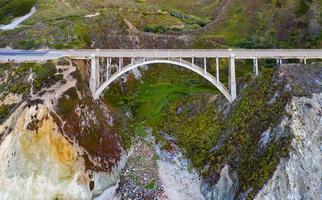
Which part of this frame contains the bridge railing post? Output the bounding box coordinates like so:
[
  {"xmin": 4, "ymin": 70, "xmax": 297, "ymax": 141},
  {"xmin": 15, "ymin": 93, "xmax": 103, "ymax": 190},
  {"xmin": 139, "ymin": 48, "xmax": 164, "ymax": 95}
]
[{"xmin": 229, "ymin": 55, "xmax": 237, "ymax": 102}]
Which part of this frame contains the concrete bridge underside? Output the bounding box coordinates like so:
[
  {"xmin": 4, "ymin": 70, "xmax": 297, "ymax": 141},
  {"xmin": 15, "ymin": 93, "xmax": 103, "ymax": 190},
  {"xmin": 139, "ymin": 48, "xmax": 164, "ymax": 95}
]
[
  {"xmin": 91, "ymin": 57, "xmax": 236, "ymax": 102},
  {"xmin": 90, "ymin": 56, "xmax": 240, "ymax": 103}
]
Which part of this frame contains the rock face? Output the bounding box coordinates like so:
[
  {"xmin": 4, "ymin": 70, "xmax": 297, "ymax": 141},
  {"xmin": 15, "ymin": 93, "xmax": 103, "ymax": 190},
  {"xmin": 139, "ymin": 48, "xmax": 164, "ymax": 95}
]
[
  {"xmin": 0, "ymin": 103, "xmax": 129, "ymax": 200},
  {"xmin": 255, "ymin": 93, "xmax": 322, "ymax": 200},
  {"xmin": 199, "ymin": 64, "xmax": 322, "ymax": 200},
  {"xmin": 0, "ymin": 104, "xmax": 91, "ymax": 200},
  {"xmin": 0, "ymin": 61, "xmax": 129, "ymax": 200},
  {"xmin": 201, "ymin": 165, "xmax": 238, "ymax": 200}
]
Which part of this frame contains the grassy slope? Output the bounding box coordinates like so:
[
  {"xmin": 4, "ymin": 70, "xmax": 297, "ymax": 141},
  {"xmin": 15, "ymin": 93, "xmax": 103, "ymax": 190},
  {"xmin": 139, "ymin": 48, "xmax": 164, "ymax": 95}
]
[
  {"xmin": 147, "ymin": 0, "xmax": 219, "ymax": 18},
  {"xmin": 104, "ymin": 65, "xmax": 218, "ymax": 128},
  {"xmin": 0, "ymin": 0, "xmax": 320, "ymax": 48},
  {"xmin": 196, "ymin": 0, "xmax": 322, "ymax": 48}
]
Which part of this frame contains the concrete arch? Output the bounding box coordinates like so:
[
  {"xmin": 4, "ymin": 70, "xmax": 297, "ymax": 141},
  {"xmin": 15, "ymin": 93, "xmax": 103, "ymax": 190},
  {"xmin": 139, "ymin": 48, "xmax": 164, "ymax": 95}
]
[{"xmin": 93, "ymin": 59, "xmax": 232, "ymax": 102}]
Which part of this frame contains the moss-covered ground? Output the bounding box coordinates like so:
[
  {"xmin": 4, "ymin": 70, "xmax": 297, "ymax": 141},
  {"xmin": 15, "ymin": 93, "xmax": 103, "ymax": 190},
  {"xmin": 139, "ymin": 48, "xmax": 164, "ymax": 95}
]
[
  {"xmin": 103, "ymin": 64, "xmax": 221, "ymax": 148},
  {"xmin": 160, "ymin": 67, "xmax": 294, "ymax": 199}
]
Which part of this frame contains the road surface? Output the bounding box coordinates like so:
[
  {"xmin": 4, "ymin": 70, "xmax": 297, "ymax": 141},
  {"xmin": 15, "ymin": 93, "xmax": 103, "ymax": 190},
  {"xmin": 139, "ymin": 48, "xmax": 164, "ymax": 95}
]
[{"xmin": 0, "ymin": 49, "xmax": 321, "ymax": 62}]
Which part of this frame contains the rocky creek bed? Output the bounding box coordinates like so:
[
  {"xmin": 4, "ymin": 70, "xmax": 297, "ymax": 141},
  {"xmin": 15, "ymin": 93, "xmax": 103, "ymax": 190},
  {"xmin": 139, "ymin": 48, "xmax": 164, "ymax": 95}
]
[{"xmin": 96, "ymin": 131, "xmax": 205, "ymax": 200}]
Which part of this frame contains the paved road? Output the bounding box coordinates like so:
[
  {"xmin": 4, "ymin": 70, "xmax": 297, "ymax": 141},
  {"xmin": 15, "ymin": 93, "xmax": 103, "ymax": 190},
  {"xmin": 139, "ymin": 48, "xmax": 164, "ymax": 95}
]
[
  {"xmin": 0, "ymin": 49, "xmax": 322, "ymax": 62},
  {"xmin": 0, "ymin": 7, "xmax": 36, "ymax": 31}
]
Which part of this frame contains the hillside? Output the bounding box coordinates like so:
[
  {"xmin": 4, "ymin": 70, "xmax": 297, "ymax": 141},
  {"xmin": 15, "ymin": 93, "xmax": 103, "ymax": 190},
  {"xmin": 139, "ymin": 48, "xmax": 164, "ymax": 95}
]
[
  {"xmin": 0, "ymin": 0, "xmax": 321, "ymax": 49},
  {"xmin": 0, "ymin": 1, "xmax": 321, "ymax": 200}
]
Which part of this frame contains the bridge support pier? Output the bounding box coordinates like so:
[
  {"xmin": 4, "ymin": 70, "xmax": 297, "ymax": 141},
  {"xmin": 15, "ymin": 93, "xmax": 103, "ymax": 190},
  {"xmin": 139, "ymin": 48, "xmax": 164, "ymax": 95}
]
[
  {"xmin": 204, "ymin": 57, "xmax": 207, "ymax": 74},
  {"xmin": 253, "ymin": 58, "xmax": 259, "ymax": 76},
  {"xmin": 119, "ymin": 57, "xmax": 123, "ymax": 71},
  {"xmin": 90, "ymin": 56, "xmax": 97, "ymax": 96},
  {"xmin": 229, "ymin": 56, "xmax": 237, "ymax": 101},
  {"xmin": 277, "ymin": 59, "xmax": 283, "ymax": 65},
  {"xmin": 106, "ymin": 57, "xmax": 111, "ymax": 79},
  {"xmin": 216, "ymin": 57, "xmax": 219, "ymax": 82}
]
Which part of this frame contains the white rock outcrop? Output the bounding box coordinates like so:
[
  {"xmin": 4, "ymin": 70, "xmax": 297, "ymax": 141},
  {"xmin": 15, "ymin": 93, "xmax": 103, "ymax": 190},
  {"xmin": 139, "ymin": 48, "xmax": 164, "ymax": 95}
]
[
  {"xmin": 255, "ymin": 93, "xmax": 322, "ymax": 200},
  {"xmin": 0, "ymin": 103, "xmax": 128, "ymax": 200},
  {"xmin": 0, "ymin": 105, "xmax": 92, "ymax": 200}
]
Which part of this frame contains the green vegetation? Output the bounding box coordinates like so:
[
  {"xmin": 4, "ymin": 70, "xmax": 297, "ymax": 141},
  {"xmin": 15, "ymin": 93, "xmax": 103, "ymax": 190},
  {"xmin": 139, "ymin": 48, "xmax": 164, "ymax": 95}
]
[
  {"xmin": 147, "ymin": 0, "xmax": 219, "ymax": 18},
  {"xmin": 0, "ymin": 0, "xmax": 36, "ymax": 24},
  {"xmin": 0, "ymin": 0, "xmax": 320, "ymax": 48},
  {"xmin": 161, "ymin": 95, "xmax": 222, "ymax": 167},
  {"xmin": 104, "ymin": 65, "xmax": 217, "ymax": 126},
  {"xmin": 56, "ymin": 88, "xmax": 79, "ymax": 118},
  {"xmin": 295, "ymin": 0, "xmax": 312, "ymax": 17},
  {"xmin": 0, "ymin": 104, "xmax": 15, "ymax": 123},
  {"xmin": 142, "ymin": 10, "xmax": 211, "ymax": 33},
  {"xmin": 169, "ymin": 10, "xmax": 211, "ymax": 29},
  {"xmin": 160, "ymin": 68, "xmax": 293, "ymax": 198},
  {"xmin": 31, "ymin": 62, "xmax": 61, "ymax": 91},
  {"xmin": 213, "ymin": 69, "xmax": 292, "ymax": 198},
  {"xmin": 103, "ymin": 64, "xmax": 219, "ymax": 149},
  {"xmin": 0, "ymin": 61, "xmax": 62, "ymax": 97},
  {"xmin": 143, "ymin": 24, "xmax": 169, "ymax": 34},
  {"xmin": 144, "ymin": 180, "xmax": 156, "ymax": 190}
]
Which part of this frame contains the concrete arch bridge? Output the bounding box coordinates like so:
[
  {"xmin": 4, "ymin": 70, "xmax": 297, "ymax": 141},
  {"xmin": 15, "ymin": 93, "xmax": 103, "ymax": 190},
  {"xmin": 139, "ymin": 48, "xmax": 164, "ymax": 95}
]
[{"xmin": 0, "ymin": 49, "xmax": 321, "ymax": 103}]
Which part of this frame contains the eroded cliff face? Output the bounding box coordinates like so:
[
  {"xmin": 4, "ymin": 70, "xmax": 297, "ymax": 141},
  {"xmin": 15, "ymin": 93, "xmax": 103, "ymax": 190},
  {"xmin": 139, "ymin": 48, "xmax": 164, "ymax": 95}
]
[
  {"xmin": 0, "ymin": 60, "xmax": 127, "ymax": 200},
  {"xmin": 255, "ymin": 93, "xmax": 322, "ymax": 200},
  {"xmin": 0, "ymin": 104, "xmax": 91, "ymax": 200},
  {"xmin": 200, "ymin": 64, "xmax": 322, "ymax": 199}
]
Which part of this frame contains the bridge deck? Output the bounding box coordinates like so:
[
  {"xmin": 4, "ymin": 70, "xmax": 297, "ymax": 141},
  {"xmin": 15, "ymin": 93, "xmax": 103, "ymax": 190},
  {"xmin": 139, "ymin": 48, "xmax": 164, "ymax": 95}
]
[{"xmin": 0, "ymin": 49, "xmax": 321, "ymax": 62}]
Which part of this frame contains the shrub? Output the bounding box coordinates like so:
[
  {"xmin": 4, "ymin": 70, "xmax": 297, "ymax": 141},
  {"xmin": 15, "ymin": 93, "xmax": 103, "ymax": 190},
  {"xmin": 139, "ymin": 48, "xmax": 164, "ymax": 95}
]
[
  {"xmin": 0, "ymin": 104, "xmax": 14, "ymax": 123},
  {"xmin": 295, "ymin": 0, "xmax": 312, "ymax": 17},
  {"xmin": 143, "ymin": 24, "xmax": 169, "ymax": 34}
]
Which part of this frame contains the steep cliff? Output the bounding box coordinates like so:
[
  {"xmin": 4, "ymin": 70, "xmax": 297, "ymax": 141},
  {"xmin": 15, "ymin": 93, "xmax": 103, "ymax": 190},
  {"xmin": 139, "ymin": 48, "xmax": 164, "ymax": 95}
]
[
  {"xmin": 0, "ymin": 60, "xmax": 127, "ymax": 200},
  {"xmin": 160, "ymin": 64, "xmax": 322, "ymax": 199}
]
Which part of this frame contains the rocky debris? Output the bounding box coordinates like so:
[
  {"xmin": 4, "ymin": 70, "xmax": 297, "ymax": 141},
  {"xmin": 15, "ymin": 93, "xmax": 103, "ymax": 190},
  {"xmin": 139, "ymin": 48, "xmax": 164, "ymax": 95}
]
[
  {"xmin": 156, "ymin": 134, "xmax": 205, "ymax": 200},
  {"xmin": 116, "ymin": 138, "xmax": 166, "ymax": 199},
  {"xmin": 255, "ymin": 93, "xmax": 322, "ymax": 200},
  {"xmin": 92, "ymin": 152, "xmax": 129, "ymax": 198}
]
